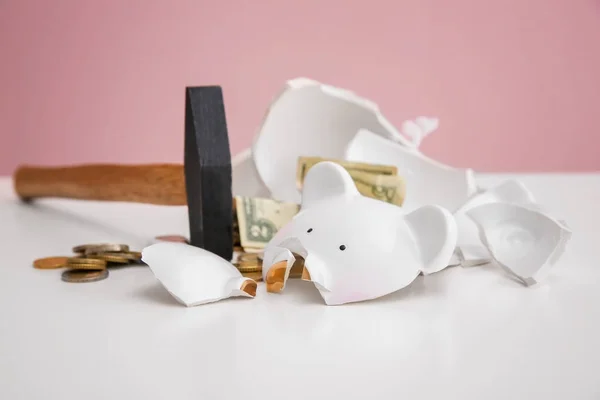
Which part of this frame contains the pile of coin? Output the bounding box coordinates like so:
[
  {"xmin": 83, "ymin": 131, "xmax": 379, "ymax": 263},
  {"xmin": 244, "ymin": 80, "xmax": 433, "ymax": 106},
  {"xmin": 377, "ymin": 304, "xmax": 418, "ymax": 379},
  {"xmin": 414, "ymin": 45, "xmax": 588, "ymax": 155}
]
[
  {"xmin": 233, "ymin": 252, "xmax": 263, "ymax": 281},
  {"xmin": 33, "ymin": 243, "xmax": 143, "ymax": 283},
  {"xmin": 232, "ymin": 251, "xmax": 306, "ymax": 282},
  {"xmin": 33, "ymin": 239, "xmax": 306, "ymax": 285}
]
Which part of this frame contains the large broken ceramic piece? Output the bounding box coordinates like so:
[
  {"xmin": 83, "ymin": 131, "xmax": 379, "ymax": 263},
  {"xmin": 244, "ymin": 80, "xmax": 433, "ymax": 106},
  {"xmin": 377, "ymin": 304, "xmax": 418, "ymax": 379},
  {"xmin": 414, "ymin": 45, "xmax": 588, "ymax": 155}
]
[
  {"xmin": 251, "ymin": 77, "xmax": 436, "ymax": 203},
  {"xmin": 142, "ymin": 242, "xmax": 257, "ymax": 307},
  {"xmin": 261, "ymin": 161, "xmax": 457, "ymax": 305},
  {"xmin": 345, "ymin": 129, "xmax": 477, "ymax": 212},
  {"xmin": 467, "ymin": 203, "xmax": 572, "ymax": 286},
  {"xmin": 454, "ymin": 180, "xmax": 536, "ymax": 266},
  {"xmin": 231, "ymin": 148, "xmax": 270, "ymax": 198}
]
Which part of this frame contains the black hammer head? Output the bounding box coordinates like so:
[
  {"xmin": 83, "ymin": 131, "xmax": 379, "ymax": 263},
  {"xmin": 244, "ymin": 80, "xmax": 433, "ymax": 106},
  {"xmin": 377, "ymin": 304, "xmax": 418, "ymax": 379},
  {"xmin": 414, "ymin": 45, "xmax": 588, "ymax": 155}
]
[{"xmin": 184, "ymin": 86, "xmax": 233, "ymax": 261}]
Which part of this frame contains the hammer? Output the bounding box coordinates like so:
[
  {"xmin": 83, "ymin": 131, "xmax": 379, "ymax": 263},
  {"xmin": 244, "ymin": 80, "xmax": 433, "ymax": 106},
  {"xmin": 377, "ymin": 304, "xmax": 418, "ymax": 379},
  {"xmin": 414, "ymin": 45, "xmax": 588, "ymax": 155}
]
[{"xmin": 13, "ymin": 86, "xmax": 234, "ymax": 261}]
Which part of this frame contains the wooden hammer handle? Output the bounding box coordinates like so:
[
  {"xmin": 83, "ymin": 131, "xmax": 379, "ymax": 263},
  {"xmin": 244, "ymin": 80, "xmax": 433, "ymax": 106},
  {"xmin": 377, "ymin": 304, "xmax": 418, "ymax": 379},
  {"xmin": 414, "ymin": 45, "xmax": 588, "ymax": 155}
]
[{"xmin": 13, "ymin": 164, "xmax": 187, "ymax": 205}]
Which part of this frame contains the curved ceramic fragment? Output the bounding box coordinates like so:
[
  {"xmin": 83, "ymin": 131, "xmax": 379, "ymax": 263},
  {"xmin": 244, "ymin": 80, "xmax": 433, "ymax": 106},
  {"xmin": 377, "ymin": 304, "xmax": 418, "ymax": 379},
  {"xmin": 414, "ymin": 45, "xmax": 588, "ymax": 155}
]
[
  {"xmin": 142, "ymin": 242, "xmax": 257, "ymax": 307},
  {"xmin": 252, "ymin": 77, "xmax": 416, "ymax": 203},
  {"xmin": 402, "ymin": 117, "xmax": 439, "ymax": 148},
  {"xmin": 454, "ymin": 180, "xmax": 536, "ymax": 267},
  {"xmin": 262, "ymin": 161, "xmax": 458, "ymax": 305},
  {"xmin": 456, "ymin": 180, "xmax": 536, "ymax": 214},
  {"xmin": 231, "ymin": 149, "xmax": 270, "ymax": 198},
  {"xmin": 405, "ymin": 204, "xmax": 458, "ymax": 274},
  {"xmin": 345, "ymin": 129, "xmax": 477, "ymax": 212},
  {"xmin": 261, "ymin": 245, "xmax": 299, "ymax": 293},
  {"xmin": 466, "ymin": 203, "xmax": 572, "ymax": 286}
]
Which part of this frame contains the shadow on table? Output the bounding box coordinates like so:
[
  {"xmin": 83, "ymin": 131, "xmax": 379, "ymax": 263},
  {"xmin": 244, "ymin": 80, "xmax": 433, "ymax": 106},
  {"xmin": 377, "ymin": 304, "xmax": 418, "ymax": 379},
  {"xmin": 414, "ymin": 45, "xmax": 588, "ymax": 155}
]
[{"xmin": 135, "ymin": 283, "xmax": 183, "ymax": 308}]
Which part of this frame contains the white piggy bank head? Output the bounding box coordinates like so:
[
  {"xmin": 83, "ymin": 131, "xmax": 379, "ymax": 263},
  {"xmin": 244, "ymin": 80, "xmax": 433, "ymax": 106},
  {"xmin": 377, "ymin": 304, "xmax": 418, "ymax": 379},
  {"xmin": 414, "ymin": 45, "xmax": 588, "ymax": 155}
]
[{"xmin": 262, "ymin": 162, "xmax": 457, "ymax": 305}]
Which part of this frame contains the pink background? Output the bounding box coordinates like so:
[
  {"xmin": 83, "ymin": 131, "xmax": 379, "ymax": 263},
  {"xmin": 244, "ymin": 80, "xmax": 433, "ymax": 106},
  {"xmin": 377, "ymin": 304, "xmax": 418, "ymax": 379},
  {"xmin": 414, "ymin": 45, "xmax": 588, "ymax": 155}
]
[{"xmin": 1, "ymin": 0, "xmax": 599, "ymax": 175}]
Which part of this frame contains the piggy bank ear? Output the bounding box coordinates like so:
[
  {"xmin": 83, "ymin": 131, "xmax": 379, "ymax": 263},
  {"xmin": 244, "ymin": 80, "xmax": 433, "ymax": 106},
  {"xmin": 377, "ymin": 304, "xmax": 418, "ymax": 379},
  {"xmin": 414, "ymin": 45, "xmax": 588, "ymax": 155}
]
[
  {"xmin": 301, "ymin": 161, "xmax": 360, "ymax": 209},
  {"xmin": 405, "ymin": 205, "xmax": 458, "ymax": 274}
]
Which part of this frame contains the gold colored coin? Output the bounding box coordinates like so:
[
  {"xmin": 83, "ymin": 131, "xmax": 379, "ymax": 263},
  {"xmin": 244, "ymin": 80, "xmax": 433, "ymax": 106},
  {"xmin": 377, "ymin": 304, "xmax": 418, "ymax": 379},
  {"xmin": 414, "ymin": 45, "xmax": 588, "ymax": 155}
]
[
  {"xmin": 66, "ymin": 257, "xmax": 107, "ymax": 270},
  {"xmin": 236, "ymin": 266, "xmax": 262, "ymax": 273},
  {"xmin": 235, "ymin": 259, "xmax": 261, "ymax": 266},
  {"xmin": 33, "ymin": 256, "xmax": 69, "ymax": 270},
  {"xmin": 234, "ymin": 262, "xmax": 262, "ymax": 273},
  {"xmin": 61, "ymin": 269, "xmax": 109, "ymax": 283},
  {"xmin": 67, "ymin": 257, "xmax": 105, "ymax": 266},
  {"xmin": 92, "ymin": 251, "xmax": 141, "ymax": 261},
  {"xmin": 89, "ymin": 254, "xmax": 130, "ymax": 264},
  {"xmin": 127, "ymin": 251, "xmax": 142, "ymax": 260},
  {"xmin": 66, "ymin": 263, "xmax": 107, "ymax": 271},
  {"xmin": 235, "ymin": 261, "xmax": 261, "ymax": 268},
  {"xmin": 84, "ymin": 244, "xmax": 130, "ymax": 255}
]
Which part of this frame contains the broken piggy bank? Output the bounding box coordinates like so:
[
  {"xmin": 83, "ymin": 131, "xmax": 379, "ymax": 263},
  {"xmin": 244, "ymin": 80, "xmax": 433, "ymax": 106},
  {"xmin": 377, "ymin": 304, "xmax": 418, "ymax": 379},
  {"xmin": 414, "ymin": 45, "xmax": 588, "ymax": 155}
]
[{"xmin": 261, "ymin": 161, "xmax": 458, "ymax": 305}]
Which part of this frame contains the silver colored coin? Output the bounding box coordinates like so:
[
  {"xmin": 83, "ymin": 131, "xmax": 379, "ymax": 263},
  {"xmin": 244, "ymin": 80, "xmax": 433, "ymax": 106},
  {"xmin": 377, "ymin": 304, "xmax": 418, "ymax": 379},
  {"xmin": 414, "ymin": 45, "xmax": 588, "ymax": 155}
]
[
  {"xmin": 61, "ymin": 269, "xmax": 109, "ymax": 283},
  {"xmin": 84, "ymin": 244, "xmax": 130, "ymax": 255}
]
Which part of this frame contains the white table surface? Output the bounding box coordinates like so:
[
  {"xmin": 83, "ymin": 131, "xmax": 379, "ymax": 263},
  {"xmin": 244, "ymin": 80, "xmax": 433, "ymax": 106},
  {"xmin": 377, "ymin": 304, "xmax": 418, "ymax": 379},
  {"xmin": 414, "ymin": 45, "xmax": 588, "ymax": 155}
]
[{"xmin": 1, "ymin": 174, "xmax": 599, "ymax": 400}]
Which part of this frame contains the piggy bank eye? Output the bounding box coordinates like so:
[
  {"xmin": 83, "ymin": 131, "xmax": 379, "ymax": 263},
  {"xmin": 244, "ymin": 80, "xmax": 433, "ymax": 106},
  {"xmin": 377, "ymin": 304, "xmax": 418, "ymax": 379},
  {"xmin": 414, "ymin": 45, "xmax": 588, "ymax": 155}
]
[
  {"xmin": 307, "ymin": 228, "xmax": 313, "ymax": 233},
  {"xmin": 339, "ymin": 245, "xmax": 346, "ymax": 251}
]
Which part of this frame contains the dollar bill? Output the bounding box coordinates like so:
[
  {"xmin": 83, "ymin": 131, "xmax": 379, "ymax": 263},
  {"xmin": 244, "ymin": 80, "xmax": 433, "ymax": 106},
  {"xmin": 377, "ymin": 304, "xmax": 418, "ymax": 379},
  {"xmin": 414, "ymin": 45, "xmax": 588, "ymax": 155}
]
[
  {"xmin": 235, "ymin": 196, "xmax": 299, "ymax": 250},
  {"xmin": 349, "ymin": 170, "xmax": 405, "ymax": 206},
  {"xmin": 296, "ymin": 157, "xmax": 405, "ymax": 206},
  {"xmin": 296, "ymin": 156, "xmax": 398, "ymax": 189}
]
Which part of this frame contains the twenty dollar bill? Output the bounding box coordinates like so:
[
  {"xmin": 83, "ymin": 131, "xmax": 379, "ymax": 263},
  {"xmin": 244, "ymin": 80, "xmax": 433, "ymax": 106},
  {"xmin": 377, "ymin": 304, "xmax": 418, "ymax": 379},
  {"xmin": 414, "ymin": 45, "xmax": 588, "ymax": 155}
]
[
  {"xmin": 296, "ymin": 156, "xmax": 397, "ymax": 187},
  {"xmin": 296, "ymin": 156, "xmax": 405, "ymax": 206}
]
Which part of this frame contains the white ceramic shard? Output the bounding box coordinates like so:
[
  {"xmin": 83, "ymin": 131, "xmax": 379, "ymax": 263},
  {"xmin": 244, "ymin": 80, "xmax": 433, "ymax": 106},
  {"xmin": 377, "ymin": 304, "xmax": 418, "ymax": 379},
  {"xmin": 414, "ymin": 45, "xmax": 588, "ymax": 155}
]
[
  {"xmin": 402, "ymin": 116, "xmax": 439, "ymax": 148},
  {"xmin": 142, "ymin": 242, "xmax": 257, "ymax": 307},
  {"xmin": 251, "ymin": 77, "xmax": 416, "ymax": 204},
  {"xmin": 454, "ymin": 180, "xmax": 537, "ymax": 267},
  {"xmin": 231, "ymin": 148, "xmax": 270, "ymax": 198},
  {"xmin": 466, "ymin": 203, "xmax": 572, "ymax": 285},
  {"xmin": 262, "ymin": 161, "xmax": 458, "ymax": 305},
  {"xmin": 345, "ymin": 129, "xmax": 477, "ymax": 212},
  {"xmin": 456, "ymin": 180, "xmax": 536, "ymax": 213}
]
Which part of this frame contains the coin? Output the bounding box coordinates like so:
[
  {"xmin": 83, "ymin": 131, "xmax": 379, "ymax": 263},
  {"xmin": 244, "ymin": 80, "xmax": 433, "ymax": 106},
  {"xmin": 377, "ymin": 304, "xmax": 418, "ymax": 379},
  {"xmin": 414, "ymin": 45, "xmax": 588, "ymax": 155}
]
[
  {"xmin": 234, "ymin": 258, "xmax": 262, "ymax": 272},
  {"xmin": 90, "ymin": 254, "xmax": 131, "ymax": 264},
  {"xmin": 235, "ymin": 260, "xmax": 261, "ymax": 267},
  {"xmin": 66, "ymin": 257, "xmax": 107, "ymax": 270},
  {"xmin": 154, "ymin": 235, "xmax": 188, "ymax": 243},
  {"xmin": 67, "ymin": 257, "xmax": 105, "ymax": 265},
  {"xmin": 33, "ymin": 256, "xmax": 69, "ymax": 270},
  {"xmin": 73, "ymin": 243, "xmax": 129, "ymax": 254},
  {"xmin": 127, "ymin": 251, "xmax": 142, "ymax": 260},
  {"xmin": 65, "ymin": 263, "xmax": 106, "ymax": 270},
  {"xmin": 73, "ymin": 244, "xmax": 93, "ymax": 254},
  {"xmin": 61, "ymin": 269, "xmax": 109, "ymax": 283},
  {"xmin": 84, "ymin": 244, "xmax": 130, "ymax": 255},
  {"xmin": 235, "ymin": 265, "xmax": 262, "ymax": 273}
]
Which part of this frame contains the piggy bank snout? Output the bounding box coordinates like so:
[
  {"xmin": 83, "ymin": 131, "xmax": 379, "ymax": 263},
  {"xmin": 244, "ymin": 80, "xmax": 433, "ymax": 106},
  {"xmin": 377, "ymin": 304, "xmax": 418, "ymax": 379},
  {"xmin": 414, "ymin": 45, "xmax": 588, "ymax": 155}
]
[{"xmin": 271, "ymin": 236, "xmax": 331, "ymax": 290}]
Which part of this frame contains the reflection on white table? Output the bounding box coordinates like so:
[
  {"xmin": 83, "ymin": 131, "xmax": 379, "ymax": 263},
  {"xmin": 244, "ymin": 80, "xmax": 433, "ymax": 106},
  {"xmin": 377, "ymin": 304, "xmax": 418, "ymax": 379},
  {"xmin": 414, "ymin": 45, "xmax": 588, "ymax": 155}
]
[{"xmin": 1, "ymin": 175, "xmax": 599, "ymax": 400}]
